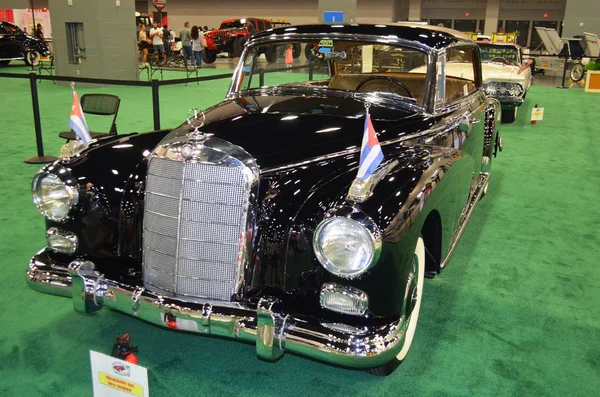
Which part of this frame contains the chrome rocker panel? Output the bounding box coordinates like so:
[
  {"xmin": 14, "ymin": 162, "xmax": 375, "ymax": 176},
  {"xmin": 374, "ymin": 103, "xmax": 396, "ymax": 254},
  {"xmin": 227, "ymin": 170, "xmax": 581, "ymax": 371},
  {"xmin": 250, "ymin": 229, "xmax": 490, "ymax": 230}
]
[{"xmin": 27, "ymin": 250, "xmax": 409, "ymax": 369}]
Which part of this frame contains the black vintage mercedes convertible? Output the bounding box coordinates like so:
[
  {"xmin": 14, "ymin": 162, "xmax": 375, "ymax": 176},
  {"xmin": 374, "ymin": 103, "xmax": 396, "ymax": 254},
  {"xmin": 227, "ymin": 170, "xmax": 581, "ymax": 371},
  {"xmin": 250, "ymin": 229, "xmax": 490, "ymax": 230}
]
[{"xmin": 28, "ymin": 23, "xmax": 502, "ymax": 375}]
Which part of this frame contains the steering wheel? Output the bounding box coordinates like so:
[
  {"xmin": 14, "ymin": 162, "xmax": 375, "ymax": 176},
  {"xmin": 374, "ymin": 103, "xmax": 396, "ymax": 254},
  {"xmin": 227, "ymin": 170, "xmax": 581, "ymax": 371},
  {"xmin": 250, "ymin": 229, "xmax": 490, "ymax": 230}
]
[
  {"xmin": 355, "ymin": 76, "xmax": 414, "ymax": 98},
  {"xmin": 490, "ymin": 57, "xmax": 511, "ymax": 65}
]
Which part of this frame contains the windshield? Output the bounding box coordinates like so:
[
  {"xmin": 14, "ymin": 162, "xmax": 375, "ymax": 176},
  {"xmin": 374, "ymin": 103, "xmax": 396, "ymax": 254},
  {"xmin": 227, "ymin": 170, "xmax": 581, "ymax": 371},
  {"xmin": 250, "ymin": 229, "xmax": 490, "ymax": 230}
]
[
  {"xmin": 479, "ymin": 44, "xmax": 520, "ymax": 65},
  {"xmin": 220, "ymin": 20, "xmax": 245, "ymax": 30},
  {"xmin": 234, "ymin": 39, "xmax": 430, "ymax": 106}
]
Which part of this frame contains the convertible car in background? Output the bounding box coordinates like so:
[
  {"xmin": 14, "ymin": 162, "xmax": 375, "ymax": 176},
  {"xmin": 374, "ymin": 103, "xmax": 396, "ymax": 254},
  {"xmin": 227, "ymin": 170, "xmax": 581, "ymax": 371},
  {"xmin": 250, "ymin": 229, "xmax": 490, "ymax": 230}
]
[{"xmin": 27, "ymin": 23, "xmax": 502, "ymax": 375}]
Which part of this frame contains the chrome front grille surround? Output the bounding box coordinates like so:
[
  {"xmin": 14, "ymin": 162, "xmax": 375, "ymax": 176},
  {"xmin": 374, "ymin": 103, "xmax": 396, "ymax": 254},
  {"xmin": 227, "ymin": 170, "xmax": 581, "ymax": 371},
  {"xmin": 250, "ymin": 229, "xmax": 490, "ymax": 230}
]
[{"xmin": 143, "ymin": 133, "xmax": 259, "ymax": 302}]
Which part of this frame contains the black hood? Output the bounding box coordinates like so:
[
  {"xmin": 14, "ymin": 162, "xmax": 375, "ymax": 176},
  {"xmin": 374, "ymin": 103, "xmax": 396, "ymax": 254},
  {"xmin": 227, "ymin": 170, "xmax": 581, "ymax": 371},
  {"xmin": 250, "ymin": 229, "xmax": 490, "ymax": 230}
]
[{"xmin": 172, "ymin": 94, "xmax": 436, "ymax": 169}]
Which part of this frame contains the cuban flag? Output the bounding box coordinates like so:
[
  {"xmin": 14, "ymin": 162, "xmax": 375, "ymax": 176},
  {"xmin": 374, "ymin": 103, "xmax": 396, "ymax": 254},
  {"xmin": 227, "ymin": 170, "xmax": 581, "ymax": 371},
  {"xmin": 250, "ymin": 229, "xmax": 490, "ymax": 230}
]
[
  {"xmin": 70, "ymin": 89, "xmax": 91, "ymax": 145},
  {"xmin": 356, "ymin": 111, "xmax": 384, "ymax": 180}
]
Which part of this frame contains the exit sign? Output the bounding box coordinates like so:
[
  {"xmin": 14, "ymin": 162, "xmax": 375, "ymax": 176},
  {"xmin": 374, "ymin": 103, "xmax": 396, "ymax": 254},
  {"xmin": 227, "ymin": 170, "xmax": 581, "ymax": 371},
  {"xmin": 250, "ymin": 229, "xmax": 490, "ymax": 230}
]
[
  {"xmin": 324, "ymin": 11, "xmax": 344, "ymax": 23},
  {"xmin": 153, "ymin": 0, "xmax": 166, "ymax": 11}
]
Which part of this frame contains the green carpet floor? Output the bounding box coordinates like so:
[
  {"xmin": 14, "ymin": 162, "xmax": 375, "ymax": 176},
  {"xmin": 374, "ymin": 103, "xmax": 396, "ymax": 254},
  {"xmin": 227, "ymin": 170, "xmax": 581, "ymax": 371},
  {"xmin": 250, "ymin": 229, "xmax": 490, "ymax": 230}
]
[{"xmin": 0, "ymin": 63, "xmax": 599, "ymax": 396}]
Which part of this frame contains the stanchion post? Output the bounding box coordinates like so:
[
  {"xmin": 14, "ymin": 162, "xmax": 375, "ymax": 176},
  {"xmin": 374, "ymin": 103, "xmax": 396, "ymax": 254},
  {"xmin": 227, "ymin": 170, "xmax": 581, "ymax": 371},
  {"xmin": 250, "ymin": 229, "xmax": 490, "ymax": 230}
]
[
  {"xmin": 308, "ymin": 61, "xmax": 313, "ymax": 81},
  {"xmin": 558, "ymin": 56, "xmax": 569, "ymax": 89},
  {"xmin": 151, "ymin": 79, "xmax": 161, "ymax": 130},
  {"xmin": 25, "ymin": 70, "xmax": 58, "ymax": 164},
  {"xmin": 259, "ymin": 68, "xmax": 265, "ymax": 87}
]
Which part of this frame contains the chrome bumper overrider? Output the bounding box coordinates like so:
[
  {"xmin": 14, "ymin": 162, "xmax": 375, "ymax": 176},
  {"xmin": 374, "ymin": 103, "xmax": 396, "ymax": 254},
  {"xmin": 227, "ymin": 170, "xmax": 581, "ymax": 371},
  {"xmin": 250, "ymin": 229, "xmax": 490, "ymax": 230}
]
[{"xmin": 26, "ymin": 249, "xmax": 407, "ymax": 368}]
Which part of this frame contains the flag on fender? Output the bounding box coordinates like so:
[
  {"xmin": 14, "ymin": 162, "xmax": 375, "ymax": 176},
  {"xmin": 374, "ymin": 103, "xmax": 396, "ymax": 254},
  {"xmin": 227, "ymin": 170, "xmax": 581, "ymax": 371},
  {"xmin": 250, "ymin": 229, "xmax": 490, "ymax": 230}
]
[
  {"xmin": 356, "ymin": 110, "xmax": 384, "ymax": 180},
  {"xmin": 70, "ymin": 89, "xmax": 91, "ymax": 145}
]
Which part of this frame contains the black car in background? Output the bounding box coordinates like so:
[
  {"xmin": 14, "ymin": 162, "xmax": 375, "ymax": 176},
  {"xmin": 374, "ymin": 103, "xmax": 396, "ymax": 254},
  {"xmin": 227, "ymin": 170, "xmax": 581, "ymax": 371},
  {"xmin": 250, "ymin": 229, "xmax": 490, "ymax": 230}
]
[{"xmin": 0, "ymin": 21, "xmax": 49, "ymax": 66}]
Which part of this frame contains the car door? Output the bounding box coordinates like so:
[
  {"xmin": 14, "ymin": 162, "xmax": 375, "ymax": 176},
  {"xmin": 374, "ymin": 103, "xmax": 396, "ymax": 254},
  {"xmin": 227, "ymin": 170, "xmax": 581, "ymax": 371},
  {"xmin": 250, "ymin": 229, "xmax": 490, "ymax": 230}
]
[
  {"xmin": 438, "ymin": 45, "xmax": 486, "ymax": 177},
  {"xmin": 4, "ymin": 24, "xmax": 25, "ymax": 58},
  {"xmin": 0, "ymin": 23, "xmax": 9, "ymax": 58}
]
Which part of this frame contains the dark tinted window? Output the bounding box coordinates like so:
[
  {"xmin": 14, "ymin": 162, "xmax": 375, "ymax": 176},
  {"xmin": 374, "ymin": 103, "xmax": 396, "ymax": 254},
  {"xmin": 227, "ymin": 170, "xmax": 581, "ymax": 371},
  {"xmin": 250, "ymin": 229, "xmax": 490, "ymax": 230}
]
[
  {"xmin": 454, "ymin": 20, "xmax": 477, "ymax": 32},
  {"xmin": 430, "ymin": 19, "xmax": 451, "ymax": 29},
  {"xmin": 256, "ymin": 20, "xmax": 265, "ymax": 30},
  {"xmin": 505, "ymin": 20, "xmax": 529, "ymax": 47},
  {"xmin": 0, "ymin": 24, "xmax": 7, "ymax": 35}
]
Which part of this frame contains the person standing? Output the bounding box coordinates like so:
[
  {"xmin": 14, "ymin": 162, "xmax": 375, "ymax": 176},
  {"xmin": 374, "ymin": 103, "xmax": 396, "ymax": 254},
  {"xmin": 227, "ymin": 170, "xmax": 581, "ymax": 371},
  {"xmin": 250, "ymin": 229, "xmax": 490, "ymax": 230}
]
[
  {"xmin": 150, "ymin": 22, "xmax": 166, "ymax": 64},
  {"xmin": 191, "ymin": 25, "xmax": 203, "ymax": 68},
  {"xmin": 138, "ymin": 24, "xmax": 150, "ymax": 64},
  {"xmin": 35, "ymin": 24, "xmax": 44, "ymax": 40},
  {"xmin": 162, "ymin": 25, "xmax": 171, "ymax": 53},
  {"xmin": 180, "ymin": 22, "xmax": 192, "ymax": 65}
]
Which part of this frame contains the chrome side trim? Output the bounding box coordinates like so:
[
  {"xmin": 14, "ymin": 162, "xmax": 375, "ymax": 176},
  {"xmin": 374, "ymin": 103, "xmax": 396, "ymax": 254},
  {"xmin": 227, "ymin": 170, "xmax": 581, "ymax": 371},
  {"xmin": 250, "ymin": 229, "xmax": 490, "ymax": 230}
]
[
  {"xmin": 26, "ymin": 250, "xmax": 412, "ymax": 369},
  {"xmin": 440, "ymin": 172, "xmax": 489, "ymax": 268}
]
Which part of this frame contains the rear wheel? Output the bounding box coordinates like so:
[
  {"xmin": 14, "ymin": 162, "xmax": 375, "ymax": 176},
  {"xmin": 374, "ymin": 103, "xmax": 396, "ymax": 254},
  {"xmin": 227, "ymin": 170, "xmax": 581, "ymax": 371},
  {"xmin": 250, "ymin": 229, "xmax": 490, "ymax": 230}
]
[
  {"xmin": 570, "ymin": 62, "xmax": 585, "ymax": 82},
  {"xmin": 202, "ymin": 50, "xmax": 217, "ymax": 64},
  {"xmin": 233, "ymin": 36, "xmax": 246, "ymax": 57},
  {"xmin": 501, "ymin": 107, "xmax": 517, "ymax": 123},
  {"xmin": 366, "ymin": 236, "xmax": 425, "ymax": 376},
  {"xmin": 304, "ymin": 43, "xmax": 315, "ymax": 59},
  {"xmin": 24, "ymin": 50, "xmax": 40, "ymax": 66},
  {"xmin": 292, "ymin": 43, "xmax": 301, "ymax": 58}
]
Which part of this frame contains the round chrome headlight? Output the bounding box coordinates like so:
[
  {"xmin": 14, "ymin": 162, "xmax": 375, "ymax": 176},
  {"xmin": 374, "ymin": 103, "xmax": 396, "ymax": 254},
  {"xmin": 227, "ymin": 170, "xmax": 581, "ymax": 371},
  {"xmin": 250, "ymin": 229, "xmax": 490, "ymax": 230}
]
[
  {"xmin": 509, "ymin": 83, "xmax": 523, "ymax": 96},
  {"xmin": 313, "ymin": 217, "xmax": 380, "ymax": 278},
  {"xmin": 485, "ymin": 83, "xmax": 497, "ymax": 96},
  {"xmin": 32, "ymin": 172, "xmax": 78, "ymax": 221}
]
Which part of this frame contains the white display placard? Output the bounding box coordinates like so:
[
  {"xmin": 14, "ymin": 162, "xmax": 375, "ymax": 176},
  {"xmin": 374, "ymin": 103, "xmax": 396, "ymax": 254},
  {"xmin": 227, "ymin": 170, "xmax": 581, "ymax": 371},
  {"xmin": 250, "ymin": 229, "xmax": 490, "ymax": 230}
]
[
  {"xmin": 531, "ymin": 107, "xmax": 544, "ymax": 121},
  {"xmin": 362, "ymin": 45, "xmax": 373, "ymax": 73},
  {"xmin": 90, "ymin": 351, "xmax": 149, "ymax": 397}
]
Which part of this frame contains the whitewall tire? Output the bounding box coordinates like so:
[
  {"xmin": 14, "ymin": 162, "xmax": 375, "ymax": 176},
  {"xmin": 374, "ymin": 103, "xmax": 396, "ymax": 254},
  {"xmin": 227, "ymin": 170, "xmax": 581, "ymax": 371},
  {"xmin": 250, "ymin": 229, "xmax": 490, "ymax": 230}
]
[{"xmin": 366, "ymin": 236, "xmax": 425, "ymax": 375}]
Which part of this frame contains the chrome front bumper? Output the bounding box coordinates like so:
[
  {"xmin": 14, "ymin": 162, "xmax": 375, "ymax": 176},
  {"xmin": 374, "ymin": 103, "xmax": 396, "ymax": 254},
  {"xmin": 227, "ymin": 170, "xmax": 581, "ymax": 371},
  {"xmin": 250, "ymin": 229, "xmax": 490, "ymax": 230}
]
[{"xmin": 26, "ymin": 249, "xmax": 407, "ymax": 369}]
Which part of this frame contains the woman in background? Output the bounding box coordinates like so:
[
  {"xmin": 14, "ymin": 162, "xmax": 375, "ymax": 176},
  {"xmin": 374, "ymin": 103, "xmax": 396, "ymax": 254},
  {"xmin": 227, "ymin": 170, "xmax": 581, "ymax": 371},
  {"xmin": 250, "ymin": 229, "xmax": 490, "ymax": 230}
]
[{"xmin": 191, "ymin": 25, "xmax": 203, "ymax": 68}]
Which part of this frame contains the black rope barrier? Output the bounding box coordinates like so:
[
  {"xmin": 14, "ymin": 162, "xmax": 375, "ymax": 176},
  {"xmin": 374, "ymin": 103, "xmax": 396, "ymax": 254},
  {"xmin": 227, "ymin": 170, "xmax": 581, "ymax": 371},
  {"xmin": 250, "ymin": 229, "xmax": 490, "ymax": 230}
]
[{"xmin": 0, "ymin": 70, "xmax": 234, "ymax": 163}]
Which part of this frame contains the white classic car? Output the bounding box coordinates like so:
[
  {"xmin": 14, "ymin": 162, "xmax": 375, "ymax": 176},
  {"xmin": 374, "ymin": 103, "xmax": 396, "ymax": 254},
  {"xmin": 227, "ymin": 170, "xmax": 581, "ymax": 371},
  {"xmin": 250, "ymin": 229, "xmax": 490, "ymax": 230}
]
[
  {"xmin": 411, "ymin": 41, "xmax": 532, "ymax": 123},
  {"xmin": 477, "ymin": 41, "xmax": 532, "ymax": 123}
]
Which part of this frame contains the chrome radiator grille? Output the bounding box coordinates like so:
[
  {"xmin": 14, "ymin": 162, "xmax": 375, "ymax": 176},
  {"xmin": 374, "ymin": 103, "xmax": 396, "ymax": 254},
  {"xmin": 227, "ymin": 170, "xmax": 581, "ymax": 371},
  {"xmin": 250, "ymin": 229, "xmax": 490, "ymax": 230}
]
[{"xmin": 143, "ymin": 157, "xmax": 249, "ymax": 301}]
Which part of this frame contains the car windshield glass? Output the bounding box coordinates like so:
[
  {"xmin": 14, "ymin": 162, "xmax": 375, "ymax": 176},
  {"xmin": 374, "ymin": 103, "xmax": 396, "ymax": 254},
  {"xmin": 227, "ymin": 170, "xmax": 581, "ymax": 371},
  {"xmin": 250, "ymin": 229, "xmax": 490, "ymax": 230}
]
[
  {"xmin": 479, "ymin": 44, "xmax": 519, "ymax": 65},
  {"xmin": 220, "ymin": 20, "xmax": 245, "ymax": 29},
  {"xmin": 235, "ymin": 39, "xmax": 429, "ymax": 106}
]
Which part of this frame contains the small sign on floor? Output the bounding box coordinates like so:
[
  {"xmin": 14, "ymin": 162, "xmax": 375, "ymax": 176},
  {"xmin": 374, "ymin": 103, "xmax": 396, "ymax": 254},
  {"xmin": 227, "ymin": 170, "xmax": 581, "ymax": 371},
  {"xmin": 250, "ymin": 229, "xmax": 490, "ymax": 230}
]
[
  {"xmin": 90, "ymin": 351, "xmax": 149, "ymax": 397},
  {"xmin": 531, "ymin": 107, "xmax": 544, "ymax": 121}
]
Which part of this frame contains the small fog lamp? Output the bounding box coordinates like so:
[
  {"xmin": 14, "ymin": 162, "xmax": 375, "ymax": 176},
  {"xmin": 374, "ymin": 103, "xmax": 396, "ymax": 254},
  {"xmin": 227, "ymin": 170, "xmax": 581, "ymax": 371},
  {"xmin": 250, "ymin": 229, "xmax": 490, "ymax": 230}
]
[{"xmin": 320, "ymin": 283, "xmax": 368, "ymax": 316}]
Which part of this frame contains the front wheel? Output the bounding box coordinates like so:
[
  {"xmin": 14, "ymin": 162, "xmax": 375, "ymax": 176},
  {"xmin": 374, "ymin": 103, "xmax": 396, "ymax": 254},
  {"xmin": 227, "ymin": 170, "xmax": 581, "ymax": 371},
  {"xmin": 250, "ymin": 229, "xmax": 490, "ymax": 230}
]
[
  {"xmin": 265, "ymin": 46, "xmax": 277, "ymax": 63},
  {"xmin": 24, "ymin": 50, "xmax": 41, "ymax": 66},
  {"xmin": 366, "ymin": 236, "xmax": 425, "ymax": 376},
  {"xmin": 501, "ymin": 107, "xmax": 517, "ymax": 123}
]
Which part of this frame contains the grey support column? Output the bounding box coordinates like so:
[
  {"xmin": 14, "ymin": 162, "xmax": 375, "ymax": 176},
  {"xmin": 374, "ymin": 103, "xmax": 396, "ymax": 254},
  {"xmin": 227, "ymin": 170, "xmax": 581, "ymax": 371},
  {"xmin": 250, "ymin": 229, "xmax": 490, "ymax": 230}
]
[
  {"xmin": 408, "ymin": 0, "xmax": 422, "ymax": 21},
  {"xmin": 48, "ymin": 0, "xmax": 139, "ymax": 81},
  {"xmin": 484, "ymin": 0, "xmax": 500, "ymax": 35},
  {"xmin": 563, "ymin": 0, "xmax": 600, "ymax": 38},
  {"xmin": 318, "ymin": 0, "xmax": 357, "ymax": 24}
]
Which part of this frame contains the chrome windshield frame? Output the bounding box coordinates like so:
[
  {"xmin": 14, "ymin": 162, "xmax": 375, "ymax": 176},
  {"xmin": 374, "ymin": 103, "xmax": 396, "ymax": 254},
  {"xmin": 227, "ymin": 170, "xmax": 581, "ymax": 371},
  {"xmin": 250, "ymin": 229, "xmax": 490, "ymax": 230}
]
[{"xmin": 226, "ymin": 32, "xmax": 438, "ymax": 114}]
